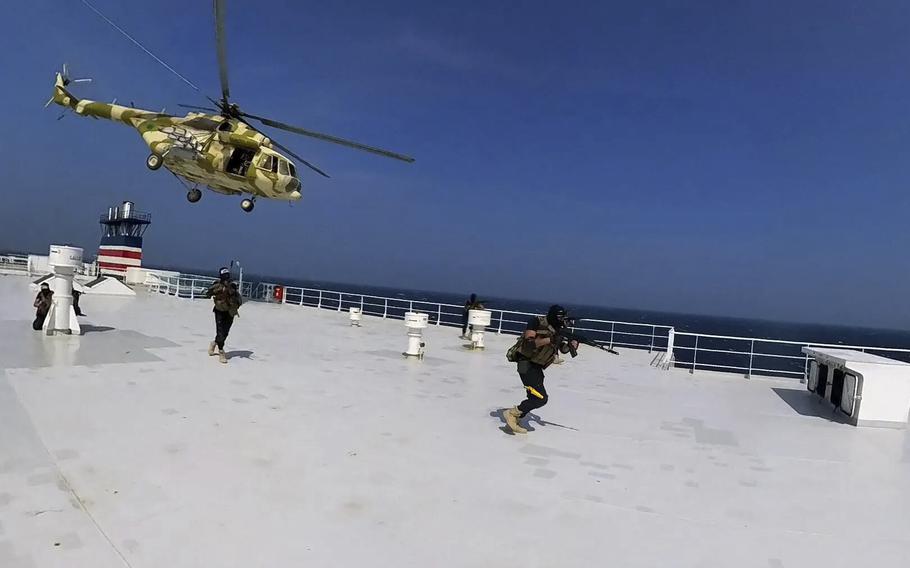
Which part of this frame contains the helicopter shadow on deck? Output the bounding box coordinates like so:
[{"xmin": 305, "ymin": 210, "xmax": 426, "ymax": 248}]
[
  {"xmin": 225, "ymin": 350, "xmax": 254, "ymax": 361},
  {"xmin": 490, "ymin": 409, "xmax": 579, "ymax": 436}
]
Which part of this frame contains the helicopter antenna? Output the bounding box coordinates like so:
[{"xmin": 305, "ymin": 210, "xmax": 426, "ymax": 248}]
[{"xmin": 79, "ymin": 0, "xmax": 201, "ymax": 93}]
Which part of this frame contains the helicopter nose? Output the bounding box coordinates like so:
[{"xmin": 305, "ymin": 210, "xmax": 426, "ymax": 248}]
[{"xmin": 288, "ymin": 178, "xmax": 301, "ymax": 192}]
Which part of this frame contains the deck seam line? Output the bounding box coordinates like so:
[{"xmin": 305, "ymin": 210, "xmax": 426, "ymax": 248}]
[{"xmin": 12, "ymin": 381, "xmax": 135, "ymax": 568}]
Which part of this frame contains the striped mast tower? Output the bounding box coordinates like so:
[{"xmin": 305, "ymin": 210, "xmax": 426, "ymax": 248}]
[{"xmin": 98, "ymin": 201, "xmax": 151, "ymax": 278}]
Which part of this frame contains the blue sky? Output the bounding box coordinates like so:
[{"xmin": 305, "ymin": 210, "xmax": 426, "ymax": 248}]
[{"xmin": 1, "ymin": 0, "xmax": 909, "ymax": 327}]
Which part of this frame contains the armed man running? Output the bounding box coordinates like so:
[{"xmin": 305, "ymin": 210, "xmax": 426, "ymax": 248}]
[
  {"xmin": 204, "ymin": 267, "xmax": 242, "ymax": 364},
  {"xmin": 503, "ymin": 305, "xmax": 579, "ymax": 434}
]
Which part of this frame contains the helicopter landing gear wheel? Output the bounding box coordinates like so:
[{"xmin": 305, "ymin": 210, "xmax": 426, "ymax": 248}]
[
  {"xmin": 240, "ymin": 198, "xmax": 255, "ymax": 213},
  {"xmin": 146, "ymin": 153, "xmax": 163, "ymax": 171},
  {"xmin": 187, "ymin": 188, "xmax": 202, "ymax": 203}
]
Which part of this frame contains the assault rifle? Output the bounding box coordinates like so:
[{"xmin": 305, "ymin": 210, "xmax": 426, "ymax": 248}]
[{"xmin": 555, "ymin": 318, "xmax": 620, "ymax": 357}]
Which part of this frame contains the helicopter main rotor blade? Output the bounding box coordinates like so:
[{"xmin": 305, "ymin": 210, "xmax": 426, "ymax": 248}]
[
  {"xmin": 241, "ymin": 112, "xmax": 415, "ymax": 163},
  {"xmin": 80, "ymin": 0, "xmax": 202, "ymax": 93},
  {"xmin": 269, "ymin": 139, "xmax": 331, "ymax": 178},
  {"xmin": 214, "ymin": 0, "xmax": 230, "ymax": 104},
  {"xmin": 178, "ymin": 103, "xmax": 220, "ymax": 112}
]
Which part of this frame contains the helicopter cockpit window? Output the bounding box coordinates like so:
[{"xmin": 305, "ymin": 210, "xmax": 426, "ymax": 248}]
[
  {"xmin": 278, "ymin": 159, "xmax": 290, "ymax": 176},
  {"xmin": 288, "ymin": 162, "xmax": 297, "ymax": 177},
  {"xmin": 259, "ymin": 155, "xmax": 274, "ymax": 171}
]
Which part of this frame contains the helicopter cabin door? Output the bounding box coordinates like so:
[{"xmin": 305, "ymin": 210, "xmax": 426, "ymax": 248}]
[
  {"xmin": 216, "ymin": 120, "xmax": 255, "ymax": 177},
  {"xmin": 225, "ymin": 147, "xmax": 256, "ymax": 177}
]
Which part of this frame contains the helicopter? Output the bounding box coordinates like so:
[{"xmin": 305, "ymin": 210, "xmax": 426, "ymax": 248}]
[{"xmin": 49, "ymin": 0, "xmax": 414, "ymax": 213}]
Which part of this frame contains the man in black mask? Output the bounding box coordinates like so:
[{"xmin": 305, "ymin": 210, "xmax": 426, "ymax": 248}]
[
  {"xmin": 503, "ymin": 305, "xmax": 578, "ymax": 434},
  {"xmin": 204, "ymin": 267, "xmax": 242, "ymax": 364}
]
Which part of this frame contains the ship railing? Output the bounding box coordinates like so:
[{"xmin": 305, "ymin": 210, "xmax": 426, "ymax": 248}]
[
  {"xmin": 1, "ymin": 253, "xmax": 99, "ymax": 277},
  {"xmin": 99, "ymin": 210, "xmax": 152, "ymax": 223},
  {"xmin": 673, "ymin": 332, "xmax": 910, "ymax": 379},
  {"xmin": 259, "ymin": 285, "xmax": 910, "ymax": 379},
  {"xmin": 150, "ymin": 276, "xmax": 910, "ymax": 380},
  {"xmin": 0, "ymin": 253, "xmax": 29, "ymax": 273},
  {"xmin": 146, "ymin": 274, "xmax": 253, "ymax": 299},
  {"xmin": 249, "ymin": 283, "xmax": 672, "ymax": 353}
]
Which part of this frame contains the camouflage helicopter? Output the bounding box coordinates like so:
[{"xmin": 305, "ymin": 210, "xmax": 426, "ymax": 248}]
[{"xmin": 49, "ymin": 0, "xmax": 414, "ymax": 213}]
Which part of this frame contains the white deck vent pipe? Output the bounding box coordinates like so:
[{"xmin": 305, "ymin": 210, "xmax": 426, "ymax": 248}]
[
  {"xmin": 403, "ymin": 311, "xmax": 429, "ymax": 358},
  {"xmin": 44, "ymin": 245, "xmax": 83, "ymax": 336},
  {"xmin": 349, "ymin": 307, "xmax": 363, "ymax": 327},
  {"xmin": 467, "ymin": 309, "xmax": 492, "ymax": 349}
]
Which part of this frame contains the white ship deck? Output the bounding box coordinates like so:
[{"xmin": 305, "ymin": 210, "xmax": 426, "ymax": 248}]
[{"xmin": 1, "ymin": 273, "xmax": 909, "ymax": 567}]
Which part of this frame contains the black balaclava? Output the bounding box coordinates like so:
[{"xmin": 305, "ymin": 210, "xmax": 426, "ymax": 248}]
[
  {"xmin": 219, "ymin": 267, "xmax": 230, "ymax": 281},
  {"xmin": 469, "ymin": 293, "xmax": 477, "ymax": 303},
  {"xmin": 547, "ymin": 305, "xmax": 567, "ymax": 329}
]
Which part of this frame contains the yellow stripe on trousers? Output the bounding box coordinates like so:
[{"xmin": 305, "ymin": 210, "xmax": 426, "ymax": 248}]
[{"xmin": 525, "ymin": 386, "xmax": 545, "ymax": 399}]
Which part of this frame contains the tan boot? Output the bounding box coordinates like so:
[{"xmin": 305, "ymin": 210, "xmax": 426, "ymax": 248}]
[
  {"xmin": 504, "ymin": 407, "xmax": 528, "ymax": 434},
  {"xmin": 208, "ymin": 341, "xmax": 217, "ymax": 356},
  {"xmin": 218, "ymin": 350, "xmax": 228, "ymax": 364}
]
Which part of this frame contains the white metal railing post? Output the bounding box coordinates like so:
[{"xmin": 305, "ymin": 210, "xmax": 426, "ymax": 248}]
[
  {"xmin": 747, "ymin": 340, "xmax": 754, "ymax": 379},
  {"xmin": 803, "ymin": 352, "xmax": 810, "ymax": 383},
  {"xmin": 143, "ymin": 276, "xmax": 910, "ymax": 380}
]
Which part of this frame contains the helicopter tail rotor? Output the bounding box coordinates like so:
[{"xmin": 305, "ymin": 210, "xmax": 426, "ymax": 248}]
[
  {"xmin": 59, "ymin": 63, "xmax": 93, "ymax": 88},
  {"xmin": 47, "ymin": 64, "xmax": 91, "ymax": 110}
]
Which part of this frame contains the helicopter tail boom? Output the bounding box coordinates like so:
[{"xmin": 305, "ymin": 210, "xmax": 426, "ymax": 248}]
[{"xmin": 49, "ymin": 71, "xmax": 161, "ymax": 126}]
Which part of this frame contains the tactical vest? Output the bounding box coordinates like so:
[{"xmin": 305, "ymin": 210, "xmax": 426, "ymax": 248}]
[
  {"xmin": 510, "ymin": 316, "xmax": 558, "ymax": 368},
  {"xmin": 211, "ymin": 282, "xmax": 241, "ymax": 314}
]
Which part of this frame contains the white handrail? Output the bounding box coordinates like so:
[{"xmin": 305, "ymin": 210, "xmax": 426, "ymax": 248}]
[{"xmin": 143, "ymin": 273, "xmax": 910, "ymax": 380}]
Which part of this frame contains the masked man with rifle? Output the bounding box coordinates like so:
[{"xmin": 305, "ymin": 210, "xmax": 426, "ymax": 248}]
[
  {"xmin": 503, "ymin": 305, "xmax": 579, "ymax": 434},
  {"xmin": 204, "ymin": 267, "xmax": 242, "ymax": 364}
]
